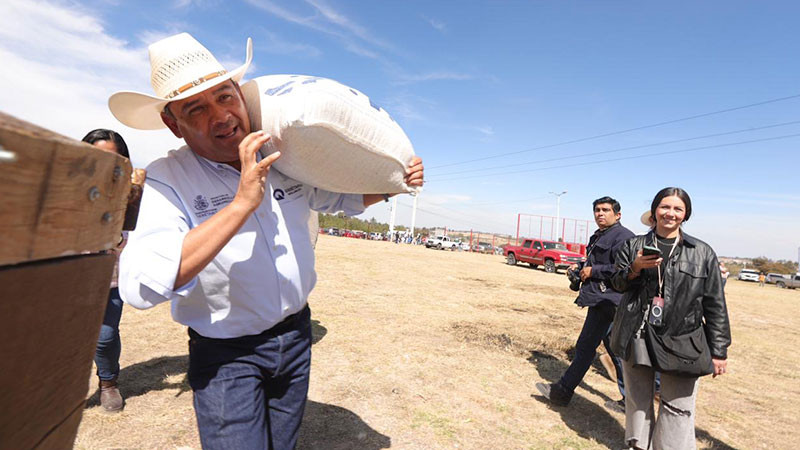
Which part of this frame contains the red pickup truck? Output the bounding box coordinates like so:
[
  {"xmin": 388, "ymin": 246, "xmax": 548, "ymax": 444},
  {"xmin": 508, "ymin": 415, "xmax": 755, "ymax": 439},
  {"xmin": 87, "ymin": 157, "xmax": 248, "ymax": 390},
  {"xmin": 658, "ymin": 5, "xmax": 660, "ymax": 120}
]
[{"xmin": 504, "ymin": 238, "xmax": 585, "ymax": 273}]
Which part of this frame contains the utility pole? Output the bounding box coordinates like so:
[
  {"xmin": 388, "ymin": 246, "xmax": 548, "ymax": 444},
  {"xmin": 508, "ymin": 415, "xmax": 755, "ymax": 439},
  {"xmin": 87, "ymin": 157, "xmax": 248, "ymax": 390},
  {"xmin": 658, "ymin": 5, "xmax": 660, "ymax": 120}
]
[
  {"xmin": 389, "ymin": 196, "xmax": 397, "ymax": 236},
  {"xmin": 410, "ymin": 193, "xmax": 418, "ymax": 238},
  {"xmin": 549, "ymin": 190, "xmax": 567, "ymax": 241}
]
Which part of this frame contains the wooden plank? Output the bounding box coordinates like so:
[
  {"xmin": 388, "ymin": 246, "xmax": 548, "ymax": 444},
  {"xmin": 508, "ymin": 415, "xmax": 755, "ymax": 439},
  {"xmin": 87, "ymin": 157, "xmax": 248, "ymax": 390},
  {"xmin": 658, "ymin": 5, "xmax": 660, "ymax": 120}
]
[
  {"xmin": 0, "ymin": 253, "xmax": 114, "ymax": 450},
  {"xmin": 0, "ymin": 111, "xmax": 132, "ymax": 265}
]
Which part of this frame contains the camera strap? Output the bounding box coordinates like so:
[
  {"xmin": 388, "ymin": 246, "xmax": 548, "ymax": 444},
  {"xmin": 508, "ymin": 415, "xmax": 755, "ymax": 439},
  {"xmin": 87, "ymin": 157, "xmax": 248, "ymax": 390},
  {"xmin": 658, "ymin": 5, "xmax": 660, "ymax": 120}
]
[{"xmin": 654, "ymin": 233, "xmax": 679, "ymax": 297}]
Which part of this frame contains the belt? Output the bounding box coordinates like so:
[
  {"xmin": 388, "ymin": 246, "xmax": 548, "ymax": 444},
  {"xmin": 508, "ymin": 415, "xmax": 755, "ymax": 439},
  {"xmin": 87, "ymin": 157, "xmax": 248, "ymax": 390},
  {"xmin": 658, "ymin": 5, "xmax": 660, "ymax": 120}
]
[{"xmin": 188, "ymin": 304, "xmax": 309, "ymax": 341}]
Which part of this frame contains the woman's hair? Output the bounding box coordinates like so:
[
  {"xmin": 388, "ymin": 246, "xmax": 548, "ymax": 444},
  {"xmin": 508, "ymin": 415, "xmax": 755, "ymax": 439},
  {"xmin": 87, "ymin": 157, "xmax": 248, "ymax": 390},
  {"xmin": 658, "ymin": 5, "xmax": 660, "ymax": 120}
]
[
  {"xmin": 81, "ymin": 129, "xmax": 130, "ymax": 159},
  {"xmin": 650, "ymin": 187, "xmax": 692, "ymax": 226}
]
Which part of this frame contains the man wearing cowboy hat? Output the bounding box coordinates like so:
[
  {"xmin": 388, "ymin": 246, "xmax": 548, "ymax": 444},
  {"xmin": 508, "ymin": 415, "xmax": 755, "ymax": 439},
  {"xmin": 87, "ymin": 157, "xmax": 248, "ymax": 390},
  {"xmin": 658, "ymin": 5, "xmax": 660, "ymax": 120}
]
[{"xmin": 112, "ymin": 33, "xmax": 423, "ymax": 449}]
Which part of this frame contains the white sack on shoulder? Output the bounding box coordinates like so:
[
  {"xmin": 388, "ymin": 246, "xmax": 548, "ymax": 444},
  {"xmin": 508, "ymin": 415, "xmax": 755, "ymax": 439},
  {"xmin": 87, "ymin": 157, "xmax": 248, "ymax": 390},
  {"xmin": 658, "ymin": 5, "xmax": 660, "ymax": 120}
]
[{"xmin": 241, "ymin": 75, "xmax": 420, "ymax": 195}]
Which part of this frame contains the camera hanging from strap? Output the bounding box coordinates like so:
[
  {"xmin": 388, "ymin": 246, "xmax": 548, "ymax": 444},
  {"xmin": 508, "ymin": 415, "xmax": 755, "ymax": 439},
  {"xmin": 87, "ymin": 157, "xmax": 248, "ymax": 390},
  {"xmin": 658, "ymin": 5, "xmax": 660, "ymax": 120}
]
[{"xmin": 649, "ymin": 233, "xmax": 678, "ymax": 327}]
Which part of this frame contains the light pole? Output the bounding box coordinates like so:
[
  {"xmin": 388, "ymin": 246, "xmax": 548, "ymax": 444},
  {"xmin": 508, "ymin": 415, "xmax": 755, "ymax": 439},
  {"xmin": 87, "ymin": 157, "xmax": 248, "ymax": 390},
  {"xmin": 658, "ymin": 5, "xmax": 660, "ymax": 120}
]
[{"xmin": 549, "ymin": 190, "xmax": 567, "ymax": 241}]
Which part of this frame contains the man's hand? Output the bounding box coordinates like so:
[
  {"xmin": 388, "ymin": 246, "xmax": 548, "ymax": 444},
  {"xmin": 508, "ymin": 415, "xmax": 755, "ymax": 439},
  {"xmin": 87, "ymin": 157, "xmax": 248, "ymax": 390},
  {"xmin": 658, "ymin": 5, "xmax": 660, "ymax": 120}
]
[
  {"xmin": 363, "ymin": 156, "xmax": 425, "ymax": 207},
  {"xmin": 234, "ymin": 131, "xmax": 280, "ymax": 213},
  {"xmin": 712, "ymin": 358, "xmax": 727, "ymax": 378},
  {"xmin": 579, "ymin": 266, "xmax": 592, "ymax": 281},
  {"xmin": 405, "ymin": 156, "xmax": 424, "ymax": 187}
]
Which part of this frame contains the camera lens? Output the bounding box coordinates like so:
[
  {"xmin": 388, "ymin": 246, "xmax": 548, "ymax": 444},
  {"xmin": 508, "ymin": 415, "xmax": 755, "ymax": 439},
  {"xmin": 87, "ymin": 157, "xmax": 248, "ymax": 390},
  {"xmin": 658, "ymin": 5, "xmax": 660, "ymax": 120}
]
[{"xmin": 651, "ymin": 305, "xmax": 662, "ymax": 317}]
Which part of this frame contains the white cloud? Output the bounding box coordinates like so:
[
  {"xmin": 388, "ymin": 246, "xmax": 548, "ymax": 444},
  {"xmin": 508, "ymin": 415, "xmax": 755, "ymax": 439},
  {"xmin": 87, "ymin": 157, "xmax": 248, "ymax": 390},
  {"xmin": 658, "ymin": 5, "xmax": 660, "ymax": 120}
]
[
  {"xmin": 244, "ymin": 0, "xmax": 391, "ymax": 60},
  {"xmin": 257, "ymin": 30, "xmax": 321, "ymax": 58},
  {"xmin": 394, "ymin": 71, "xmax": 475, "ymax": 85},
  {"xmin": 172, "ymin": 0, "xmax": 222, "ymax": 8},
  {"xmin": 382, "ymin": 94, "xmax": 436, "ymax": 122},
  {"xmin": 0, "ymin": 0, "xmax": 184, "ymax": 167},
  {"xmin": 476, "ymin": 126, "xmax": 494, "ymax": 136},
  {"xmin": 421, "ymin": 15, "xmax": 447, "ymax": 33},
  {"xmin": 305, "ymin": 0, "xmax": 392, "ymax": 50}
]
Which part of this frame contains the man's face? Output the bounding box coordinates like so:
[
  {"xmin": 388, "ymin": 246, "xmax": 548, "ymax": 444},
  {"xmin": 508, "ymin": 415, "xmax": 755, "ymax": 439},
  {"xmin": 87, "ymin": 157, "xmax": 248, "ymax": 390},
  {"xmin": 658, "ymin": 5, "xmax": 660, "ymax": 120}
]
[
  {"xmin": 594, "ymin": 203, "xmax": 620, "ymax": 229},
  {"xmin": 162, "ymin": 81, "xmax": 251, "ymax": 164}
]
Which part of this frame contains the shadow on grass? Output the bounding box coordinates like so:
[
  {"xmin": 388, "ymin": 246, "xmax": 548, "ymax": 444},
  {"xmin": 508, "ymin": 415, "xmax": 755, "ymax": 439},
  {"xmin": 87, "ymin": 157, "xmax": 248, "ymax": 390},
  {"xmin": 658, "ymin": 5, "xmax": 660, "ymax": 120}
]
[
  {"xmin": 85, "ymin": 354, "xmax": 390, "ymax": 448},
  {"xmin": 311, "ymin": 319, "xmax": 327, "ymax": 345},
  {"xmin": 86, "ymin": 355, "xmax": 190, "ymax": 408},
  {"xmin": 298, "ymin": 401, "xmax": 391, "ymax": 449},
  {"xmin": 528, "ymin": 350, "xmax": 624, "ymax": 447},
  {"xmin": 527, "ymin": 350, "xmax": 736, "ymax": 449}
]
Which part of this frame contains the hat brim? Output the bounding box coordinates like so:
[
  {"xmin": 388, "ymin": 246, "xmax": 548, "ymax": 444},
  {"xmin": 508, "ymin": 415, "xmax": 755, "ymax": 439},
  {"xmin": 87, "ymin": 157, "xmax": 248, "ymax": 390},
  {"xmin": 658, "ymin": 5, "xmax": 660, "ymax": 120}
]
[
  {"xmin": 640, "ymin": 210, "xmax": 654, "ymax": 227},
  {"xmin": 108, "ymin": 37, "xmax": 253, "ymax": 130}
]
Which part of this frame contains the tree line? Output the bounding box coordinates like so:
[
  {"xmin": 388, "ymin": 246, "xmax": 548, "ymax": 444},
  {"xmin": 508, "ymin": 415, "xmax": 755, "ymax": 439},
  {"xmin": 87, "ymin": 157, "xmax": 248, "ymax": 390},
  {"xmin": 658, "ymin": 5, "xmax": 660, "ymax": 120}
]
[
  {"xmin": 726, "ymin": 257, "xmax": 798, "ymax": 276},
  {"xmin": 318, "ymin": 213, "xmax": 434, "ymax": 236}
]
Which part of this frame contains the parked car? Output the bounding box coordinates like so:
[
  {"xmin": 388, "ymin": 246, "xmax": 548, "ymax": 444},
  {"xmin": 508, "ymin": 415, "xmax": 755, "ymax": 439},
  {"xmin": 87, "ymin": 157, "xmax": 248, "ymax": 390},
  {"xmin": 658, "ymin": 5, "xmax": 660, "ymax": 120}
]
[
  {"xmin": 369, "ymin": 232, "xmax": 383, "ymax": 240},
  {"xmin": 471, "ymin": 241, "xmax": 494, "ymax": 254},
  {"xmin": 425, "ymin": 235, "xmax": 459, "ymax": 250},
  {"xmin": 503, "ymin": 238, "xmax": 585, "ymax": 273},
  {"xmin": 457, "ymin": 241, "xmax": 471, "ymax": 251},
  {"xmin": 766, "ymin": 273, "xmax": 788, "ymax": 284},
  {"xmin": 737, "ymin": 269, "xmax": 760, "ymax": 282},
  {"xmin": 327, "ymin": 227, "xmax": 340, "ymax": 236},
  {"xmin": 775, "ymin": 274, "xmax": 800, "ymax": 289}
]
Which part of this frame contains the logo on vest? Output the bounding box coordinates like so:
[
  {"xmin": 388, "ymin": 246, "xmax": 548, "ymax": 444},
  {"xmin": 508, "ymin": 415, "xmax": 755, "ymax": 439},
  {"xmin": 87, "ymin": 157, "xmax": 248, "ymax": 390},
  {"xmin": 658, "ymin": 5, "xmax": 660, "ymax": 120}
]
[
  {"xmin": 193, "ymin": 195, "xmax": 209, "ymax": 211},
  {"xmin": 273, "ymin": 189, "xmax": 285, "ymax": 201}
]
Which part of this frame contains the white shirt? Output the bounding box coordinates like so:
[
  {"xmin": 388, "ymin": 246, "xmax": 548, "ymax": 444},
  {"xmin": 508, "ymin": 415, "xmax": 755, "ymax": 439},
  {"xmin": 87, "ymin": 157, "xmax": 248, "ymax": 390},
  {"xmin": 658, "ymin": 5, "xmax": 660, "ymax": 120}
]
[{"xmin": 119, "ymin": 146, "xmax": 365, "ymax": 338}]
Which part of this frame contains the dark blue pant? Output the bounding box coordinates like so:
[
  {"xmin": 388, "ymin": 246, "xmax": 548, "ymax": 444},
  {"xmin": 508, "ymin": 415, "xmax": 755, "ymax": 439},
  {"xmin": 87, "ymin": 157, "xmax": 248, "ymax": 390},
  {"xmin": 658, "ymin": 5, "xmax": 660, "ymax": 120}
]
[
  {"xmin": 95, "ymin": 287, "xmax": 123, "ymax": 381},
  {"xmin": 559, "ymin": 301, "xmax": 625, "ymax": 398},
  {"xmin": 188, "ymin": 306, "xmax": 312, "ymax": 450}
]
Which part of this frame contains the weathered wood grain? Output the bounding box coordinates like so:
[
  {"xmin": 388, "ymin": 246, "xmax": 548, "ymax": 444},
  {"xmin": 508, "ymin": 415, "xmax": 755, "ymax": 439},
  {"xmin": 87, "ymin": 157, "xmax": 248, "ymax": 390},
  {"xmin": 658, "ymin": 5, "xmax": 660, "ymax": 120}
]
[
  {"xmin": 0, "ymin": 112, "xmax": 132, "ymax": 265},
  {"xmin": 0, "ymin": 253, "xmax": 115, "ymax": 449}
]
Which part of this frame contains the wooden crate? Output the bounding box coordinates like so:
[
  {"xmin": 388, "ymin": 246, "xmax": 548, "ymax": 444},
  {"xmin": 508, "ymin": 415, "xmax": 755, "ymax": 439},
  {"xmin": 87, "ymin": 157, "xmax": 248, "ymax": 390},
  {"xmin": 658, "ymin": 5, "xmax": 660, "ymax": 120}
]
[
  {"xmin": 0, "ymin": 112, "xmax": 132, "ymax": 266},
  {"xmin": 0, "ymin": 112, "xmax": 132, "ymax": 449}
]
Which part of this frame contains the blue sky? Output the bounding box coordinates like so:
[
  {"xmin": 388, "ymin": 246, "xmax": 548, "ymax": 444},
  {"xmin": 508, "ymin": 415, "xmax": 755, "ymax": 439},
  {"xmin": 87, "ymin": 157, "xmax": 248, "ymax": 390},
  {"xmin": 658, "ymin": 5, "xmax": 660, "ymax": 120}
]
[{"xmin": 1, "ymin": 0, "xmax": 799, "ymax": 261}]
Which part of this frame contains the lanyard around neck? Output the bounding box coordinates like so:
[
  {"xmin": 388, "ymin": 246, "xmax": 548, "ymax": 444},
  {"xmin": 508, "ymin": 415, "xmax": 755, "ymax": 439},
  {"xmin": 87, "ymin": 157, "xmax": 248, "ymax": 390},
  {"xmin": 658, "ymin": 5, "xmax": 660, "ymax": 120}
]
[{"xmin": 655, "ymin": 232, "xmax": 679, "ymax": 296}]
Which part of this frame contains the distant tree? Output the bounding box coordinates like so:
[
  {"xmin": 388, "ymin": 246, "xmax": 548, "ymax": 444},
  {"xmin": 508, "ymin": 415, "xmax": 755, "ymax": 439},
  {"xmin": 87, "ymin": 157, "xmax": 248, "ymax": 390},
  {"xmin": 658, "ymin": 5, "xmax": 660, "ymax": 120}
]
[{"xmin": 751, "ymin": 256, "xmax": 798, "ymax": 274}]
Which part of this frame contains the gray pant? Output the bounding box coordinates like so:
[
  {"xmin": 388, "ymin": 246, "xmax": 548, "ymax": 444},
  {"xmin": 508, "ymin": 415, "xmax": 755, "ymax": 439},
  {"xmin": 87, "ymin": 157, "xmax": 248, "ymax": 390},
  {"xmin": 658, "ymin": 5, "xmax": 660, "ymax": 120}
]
[{"xmin": 622, "ymin": 359, "xmax": 699, "ymax": 450}]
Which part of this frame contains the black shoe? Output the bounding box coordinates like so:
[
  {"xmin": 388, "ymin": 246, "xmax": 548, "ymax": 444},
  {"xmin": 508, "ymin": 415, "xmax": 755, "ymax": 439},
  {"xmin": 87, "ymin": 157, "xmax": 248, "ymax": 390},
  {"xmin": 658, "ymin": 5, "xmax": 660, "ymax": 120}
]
[
  {"xmin": 535, "ymin": 382, "xmax": 572, "ymax": 406},
  {"xmin": 604, "ymin": 398, "xmax": 625, "ymax": 414}
]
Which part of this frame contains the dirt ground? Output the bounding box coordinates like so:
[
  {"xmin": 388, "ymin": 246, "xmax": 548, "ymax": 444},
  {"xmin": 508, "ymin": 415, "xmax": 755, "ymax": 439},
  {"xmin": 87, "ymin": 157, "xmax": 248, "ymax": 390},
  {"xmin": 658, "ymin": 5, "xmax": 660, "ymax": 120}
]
[{"xmin": 75, "ymin": 234, "xmax": 800, "ymax": 449}]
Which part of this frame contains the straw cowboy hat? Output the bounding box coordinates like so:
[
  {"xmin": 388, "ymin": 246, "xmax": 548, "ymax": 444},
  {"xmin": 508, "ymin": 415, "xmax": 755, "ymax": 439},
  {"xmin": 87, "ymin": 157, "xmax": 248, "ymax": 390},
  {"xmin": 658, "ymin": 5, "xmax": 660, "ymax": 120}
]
[
  {"xmin": 640, "ymin": 210, "xmax": 655, "ymax": 227},
  {"xmin": 109, "ymin": 33, "xmax": 252, "ymax": 130}
]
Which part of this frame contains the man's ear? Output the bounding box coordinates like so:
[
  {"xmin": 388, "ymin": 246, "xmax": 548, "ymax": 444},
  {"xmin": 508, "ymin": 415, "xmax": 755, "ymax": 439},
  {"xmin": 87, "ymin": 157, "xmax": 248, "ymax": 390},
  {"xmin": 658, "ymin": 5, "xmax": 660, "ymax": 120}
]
[{"xmin": 161, "ymin": 108, "xmax": 183, "ymax": 139}]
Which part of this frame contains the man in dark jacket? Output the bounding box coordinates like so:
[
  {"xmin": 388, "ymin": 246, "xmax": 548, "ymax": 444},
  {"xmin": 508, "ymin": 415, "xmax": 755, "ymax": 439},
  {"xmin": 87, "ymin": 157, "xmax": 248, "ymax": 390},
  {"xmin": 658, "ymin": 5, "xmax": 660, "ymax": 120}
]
[{"xmin": 536, "ymin": 196, "xmax": 633, "ymax": 408}]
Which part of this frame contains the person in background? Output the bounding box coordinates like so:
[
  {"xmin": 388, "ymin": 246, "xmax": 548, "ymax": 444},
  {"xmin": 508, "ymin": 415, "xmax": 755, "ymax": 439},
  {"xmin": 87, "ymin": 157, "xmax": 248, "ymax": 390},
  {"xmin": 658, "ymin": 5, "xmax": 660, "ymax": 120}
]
[
  {"xmin": 719, "ymin": 262, "xmax": 730, "ymax": 290},
  {"xmin": 609, "ymin": 187, "xmax": 730, "ymax": 450},
  {"xmin": 81, "ymin": 128, "xmax": 130, "ymax": 413},
  {"xmin": 759, "ymin": 272, "xmax": 766, "ymax": 287},
  {"xmin": 536, "ymin": 196, "xmax": 633, "ymax": 411}
]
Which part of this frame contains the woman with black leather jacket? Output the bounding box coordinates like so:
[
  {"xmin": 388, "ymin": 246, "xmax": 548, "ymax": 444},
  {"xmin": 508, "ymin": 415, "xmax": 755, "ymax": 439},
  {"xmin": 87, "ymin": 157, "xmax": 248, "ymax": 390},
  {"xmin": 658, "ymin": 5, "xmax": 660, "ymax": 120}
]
[{"xmin": 609, "ymin": 187, "xmax": 731, "ymax": 450}]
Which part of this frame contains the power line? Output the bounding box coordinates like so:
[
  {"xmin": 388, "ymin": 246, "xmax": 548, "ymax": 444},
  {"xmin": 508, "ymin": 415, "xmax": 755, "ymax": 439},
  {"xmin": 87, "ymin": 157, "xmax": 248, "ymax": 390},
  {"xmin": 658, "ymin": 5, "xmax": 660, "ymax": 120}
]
[
  {"xmin": 427, "ymin": 93, "xmax": 800, "ymax": 170},
  {"xmin": 466, "ymin": 195, "xmax": 551, "ymax": 206},
  {"xmin": 395, "ymin": 200, "xmax": 511, "ymax": 231},
  {"xmin": 430, "ymin": 132, "xmax": 800, "ymax": 183},
  {"xmin": 395, "ymin": 201, "xmax": 486, "ymax": 229},
  {"xmin": 428, "ymin": 120, "xmax": 800, "ymax": 179}
]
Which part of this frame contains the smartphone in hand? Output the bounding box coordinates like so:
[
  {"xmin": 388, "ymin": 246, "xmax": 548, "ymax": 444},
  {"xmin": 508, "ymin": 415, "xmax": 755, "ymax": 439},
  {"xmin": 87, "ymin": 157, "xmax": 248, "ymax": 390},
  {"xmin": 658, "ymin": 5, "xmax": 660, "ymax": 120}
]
[{"xmin": 642, "ymin": 245, "xmax": 662, "ymax": 257}]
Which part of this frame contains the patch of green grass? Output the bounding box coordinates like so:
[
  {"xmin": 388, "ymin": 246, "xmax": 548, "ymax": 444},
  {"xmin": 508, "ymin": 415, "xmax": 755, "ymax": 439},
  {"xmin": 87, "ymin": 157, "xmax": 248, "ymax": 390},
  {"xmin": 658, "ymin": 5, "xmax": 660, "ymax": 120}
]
[{"xmin": 411, "ymin": 409, "xmax": 457, "ymax": 439}]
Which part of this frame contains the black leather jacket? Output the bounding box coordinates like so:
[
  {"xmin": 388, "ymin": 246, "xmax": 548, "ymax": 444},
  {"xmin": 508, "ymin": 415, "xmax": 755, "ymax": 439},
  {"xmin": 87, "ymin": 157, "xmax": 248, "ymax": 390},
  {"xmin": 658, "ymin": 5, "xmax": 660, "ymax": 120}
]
[
  {"xmin": 609, "ymin": 231, "xmax": 731, "ymax": 361},
  {"xmin": 576, "ymin": 222, "xmax": 634, "ymax": 307}
]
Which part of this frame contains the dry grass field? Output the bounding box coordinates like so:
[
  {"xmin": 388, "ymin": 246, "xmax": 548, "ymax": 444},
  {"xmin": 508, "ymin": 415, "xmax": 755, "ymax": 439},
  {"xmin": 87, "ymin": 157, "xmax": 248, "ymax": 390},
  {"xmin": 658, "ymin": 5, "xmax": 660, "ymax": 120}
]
[{"xmin": 75, "ymin": 234, "xmax": 800, "ymax": 449}]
